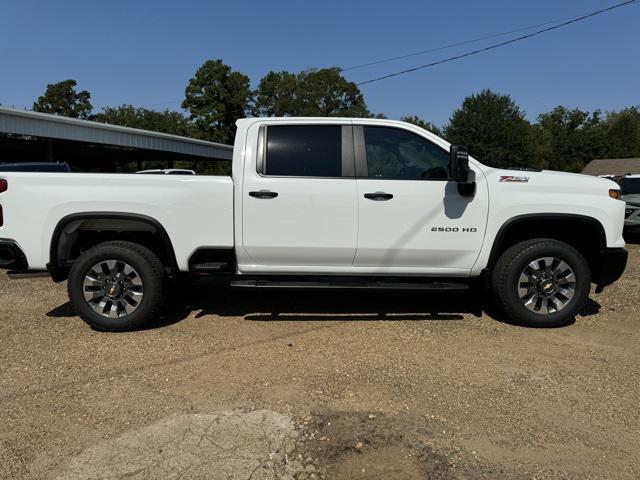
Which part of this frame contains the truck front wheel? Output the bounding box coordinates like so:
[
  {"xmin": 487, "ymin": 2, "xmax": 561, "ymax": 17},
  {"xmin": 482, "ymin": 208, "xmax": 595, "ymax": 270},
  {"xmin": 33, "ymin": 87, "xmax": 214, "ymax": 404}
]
[
  {"xmin": 68, "ymin": 241, "xmax": 167, "ymax": 331},
  {"xmin": 491, "ymin": 239, "xmax": 591, "ymax": 327}
]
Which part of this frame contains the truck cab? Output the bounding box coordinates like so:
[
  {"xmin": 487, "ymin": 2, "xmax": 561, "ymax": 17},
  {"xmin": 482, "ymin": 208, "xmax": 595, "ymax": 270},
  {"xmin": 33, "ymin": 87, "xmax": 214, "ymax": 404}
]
[{"xmin": 236, "ymin": 118, "xmax": 487, "ymax": 275}]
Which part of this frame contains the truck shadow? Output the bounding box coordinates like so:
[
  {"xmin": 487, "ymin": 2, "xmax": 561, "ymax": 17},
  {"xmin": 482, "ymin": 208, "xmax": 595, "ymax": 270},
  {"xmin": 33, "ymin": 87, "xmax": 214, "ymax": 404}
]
[
  {"xmin": 47, "ymin": 280, "xmax": 603, "ymax": 331},
  {"xmin": 624, "ymin": 230, "xmax": 640, "ymax": 244},
  {"xmin": 201, "ymin": 289, "xmax": 479, "ymax": 323}
]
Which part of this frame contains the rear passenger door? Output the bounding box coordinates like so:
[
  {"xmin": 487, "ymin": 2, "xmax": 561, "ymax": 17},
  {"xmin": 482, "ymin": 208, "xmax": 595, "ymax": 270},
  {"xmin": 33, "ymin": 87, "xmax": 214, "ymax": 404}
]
[{"xmin": 241, "ymin": 123, "xmax": 358, "ymax": 271}]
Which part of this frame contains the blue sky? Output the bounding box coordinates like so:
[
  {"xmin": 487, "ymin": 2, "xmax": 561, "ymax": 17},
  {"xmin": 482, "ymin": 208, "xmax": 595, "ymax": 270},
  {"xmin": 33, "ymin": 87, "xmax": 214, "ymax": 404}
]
[{"xmin": 1, "ymin": 0, "xmax": 638, "ymax": 127}]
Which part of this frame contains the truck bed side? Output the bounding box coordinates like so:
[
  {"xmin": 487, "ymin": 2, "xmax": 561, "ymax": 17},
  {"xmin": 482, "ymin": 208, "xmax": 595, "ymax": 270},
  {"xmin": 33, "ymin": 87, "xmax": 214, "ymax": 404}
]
[{"xmin": 0, "ymin": 172, "xmax": 234, "ymax": 271}]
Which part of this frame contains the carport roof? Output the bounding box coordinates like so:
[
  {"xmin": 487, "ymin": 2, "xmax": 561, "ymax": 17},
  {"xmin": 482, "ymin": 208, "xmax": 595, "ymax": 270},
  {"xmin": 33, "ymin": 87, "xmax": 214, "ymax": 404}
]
[
  {"xmin": 0, "ymin": 106, "xmax": 233, "ymax": 160},
  {"xmin": 583, "ymin": 158, "xmax": 640, "ymax": 176}
]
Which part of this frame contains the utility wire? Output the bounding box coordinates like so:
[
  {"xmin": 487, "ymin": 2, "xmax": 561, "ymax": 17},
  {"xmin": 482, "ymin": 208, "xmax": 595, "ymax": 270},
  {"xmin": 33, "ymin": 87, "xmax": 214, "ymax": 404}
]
[
  {"xmin": 120, "ymin": 1, "xmax": 638, "ymax": 110},
  {"xmin": 343, "ymin": 11, "xmax": 594, "ymax": 71},
  {"xmin": 356, "ymin": 0, "xmax": 638, "ymax": 86}
]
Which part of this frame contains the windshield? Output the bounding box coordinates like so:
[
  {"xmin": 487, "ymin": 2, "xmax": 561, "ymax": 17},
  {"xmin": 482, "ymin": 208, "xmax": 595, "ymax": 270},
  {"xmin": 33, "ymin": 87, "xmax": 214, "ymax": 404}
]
[{"xmin": 621, "ymin": 177, "xmax": 640, "ymax": 195}]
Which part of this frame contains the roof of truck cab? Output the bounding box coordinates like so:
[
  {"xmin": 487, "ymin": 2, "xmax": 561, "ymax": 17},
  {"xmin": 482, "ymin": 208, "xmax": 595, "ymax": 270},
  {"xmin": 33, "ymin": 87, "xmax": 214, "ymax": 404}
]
[
  {"xmin": 0, "ymin": 106, "xmax": 233, "ymax": 160},
  {"xmin": 237, "ymin": 116, "xmax": 412, "ymax": 125}
]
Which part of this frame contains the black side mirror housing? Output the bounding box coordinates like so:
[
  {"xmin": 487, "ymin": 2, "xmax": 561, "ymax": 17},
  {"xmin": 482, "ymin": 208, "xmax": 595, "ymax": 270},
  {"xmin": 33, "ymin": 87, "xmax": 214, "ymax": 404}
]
[
  {"xmin": 449, "ymin": 144, "xmax": 470, "ymax": 183},
  {"xmin": 450, "ymin": 145, "xmax": 475, "ymax": 197}
]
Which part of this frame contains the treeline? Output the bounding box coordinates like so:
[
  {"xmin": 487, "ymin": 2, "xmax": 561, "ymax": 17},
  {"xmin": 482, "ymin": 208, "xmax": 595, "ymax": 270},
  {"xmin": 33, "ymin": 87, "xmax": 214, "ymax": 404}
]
[{"xmin": 31, "ymin": 59, "xmax": 640, "ymax": 173}]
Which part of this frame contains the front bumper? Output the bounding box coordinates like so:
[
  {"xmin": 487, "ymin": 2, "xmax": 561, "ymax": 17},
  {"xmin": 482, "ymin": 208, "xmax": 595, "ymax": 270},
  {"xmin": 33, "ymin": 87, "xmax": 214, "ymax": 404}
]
[
  {"xmin": 594, "ymin": 247, "xmax": 628, "ymax": 290},
  {"xmin": 0, "ymin": 239, "xmax": 28, "ymax": 271}
]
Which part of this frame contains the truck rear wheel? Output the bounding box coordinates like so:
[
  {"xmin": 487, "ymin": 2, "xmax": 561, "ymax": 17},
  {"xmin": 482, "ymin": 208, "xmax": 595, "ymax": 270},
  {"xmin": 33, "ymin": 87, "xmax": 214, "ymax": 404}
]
[
  {"xmin": 68, "ymin": 241, "xmax": 167, "ymax": 331},
  {"xmin": 491, "ymin": 239, "xmax": 591, "ymax": 327}
]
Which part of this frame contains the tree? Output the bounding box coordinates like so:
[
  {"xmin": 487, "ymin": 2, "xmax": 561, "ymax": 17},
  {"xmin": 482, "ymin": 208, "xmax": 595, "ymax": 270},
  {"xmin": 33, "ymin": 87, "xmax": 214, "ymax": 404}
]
[
  {"xmin": 255, "ymin": 67, "xmax": 369, "ymax": 117},
  {"xmin": 601, "ymin": 107, "xmax": 640, "ymax": 159},
  {"xmin": 400, "ymin": 115, "xmax": 441, "ymax": 136},
  {"xmin": 296, "ymin": 68, "xmax": 369, "ymax": 117},
  {"xmin": 254, "ymin": 71, "xmax": 298, "ymax": 117},
  {"xmin": 182, "ymin": 59, "xmax": 253, "ymax": 144},
  {"xmin": 33, "ymin": 79, "xmax": 93, "ymax": 118},
  {"xmin": 92, "ymin": 104, "xmax": 190, "ymax": 136},
  {"xmin": 536, "ymin": 106, "xmax": 605, "ymax": 172},
  {"xmin": 444, "ymin": 89, "xmax": 541, "ymax": 169}
]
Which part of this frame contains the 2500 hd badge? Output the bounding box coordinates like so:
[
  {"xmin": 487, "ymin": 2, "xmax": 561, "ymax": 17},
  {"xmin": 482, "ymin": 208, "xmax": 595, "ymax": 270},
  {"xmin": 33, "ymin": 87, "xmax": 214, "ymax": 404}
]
[{"xmin": 431, "ymin": 227, "xmax": 478, "ymax": 232}]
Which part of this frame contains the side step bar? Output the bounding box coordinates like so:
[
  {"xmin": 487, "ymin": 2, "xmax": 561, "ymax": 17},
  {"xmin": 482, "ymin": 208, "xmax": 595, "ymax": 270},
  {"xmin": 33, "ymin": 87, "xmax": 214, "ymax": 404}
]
[
  {"xmin": 229, "ymin": 278, "xmax": 470, "ymax": 291},
  {"xmin": 190, "ymin": 262, "xmax": 232, "ymax": 273}
]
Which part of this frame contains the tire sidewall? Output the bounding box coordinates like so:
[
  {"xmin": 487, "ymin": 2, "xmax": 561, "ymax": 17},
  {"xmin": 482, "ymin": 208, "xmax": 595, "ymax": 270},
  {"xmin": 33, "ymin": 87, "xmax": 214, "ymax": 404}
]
[
  {"xmin": 502, "ymin": 243, "xmax": 591, "ymax": 327},
  {"xmin": 68, "ymin": 244, "xmax": 164, "ymax": 331}
]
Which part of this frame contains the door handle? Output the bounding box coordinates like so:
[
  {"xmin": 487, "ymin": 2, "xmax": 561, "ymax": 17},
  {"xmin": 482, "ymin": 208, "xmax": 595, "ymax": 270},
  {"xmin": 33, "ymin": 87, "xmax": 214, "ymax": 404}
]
[
  {"xmin": 364, "ymin": 192, "xmax": 393, "ymax": 201},
  {"xmin": 249, "ymin": 190, "xmax": 278, "ymax": 199}
]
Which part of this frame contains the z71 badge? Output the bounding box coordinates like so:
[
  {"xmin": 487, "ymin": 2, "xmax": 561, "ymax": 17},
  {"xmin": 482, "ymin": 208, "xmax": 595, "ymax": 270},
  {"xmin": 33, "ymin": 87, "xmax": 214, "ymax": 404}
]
[{"xmin": 500, "ymin": 175, "xmax": 529, "ymax": 182}]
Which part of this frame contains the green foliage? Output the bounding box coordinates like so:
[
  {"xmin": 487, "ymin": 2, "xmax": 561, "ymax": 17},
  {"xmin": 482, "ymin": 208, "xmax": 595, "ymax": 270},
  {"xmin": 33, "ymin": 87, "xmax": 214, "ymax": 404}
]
[
  {"xmin": 255, "ymin": 67, "xmax": 369, "ymax": 117},
  {"xmin": 33, "ymin": 79, "xmax": 92, "ymax": 118},
  {"xmin": 400, "ymin": 115, "xmax": 441, "ymax": 136},
  {"xmin": 602, "ymin": 107, "xmax": 640, "ymax": 159},
  {"xmin": 182, "ymin": 59, "xmax": 253, "ymax": 144},
  {"xmin": 444, "ymin": 91, "xmax": 639, "ymax": 172},
  {"xmin": 92, "ymin": 104, "xmax": 190, "ymax": 136},
  {"xmin": 445, "ymin": 92, "xmax": 639, "ymax": 172},
  {"xmin": 297, "ymin": 68, "xmax": 369, "ymax": 117},
  {"xmin": 445, "ymin": 89, "xmax": 542, "ymax": 169},
  {"xmin": 536, "ymin": 106, "xmax": 605, "ymax": 172},
  {"xmin": 253, "ymin": 71, "xmax": 298, "ymax": 117}
]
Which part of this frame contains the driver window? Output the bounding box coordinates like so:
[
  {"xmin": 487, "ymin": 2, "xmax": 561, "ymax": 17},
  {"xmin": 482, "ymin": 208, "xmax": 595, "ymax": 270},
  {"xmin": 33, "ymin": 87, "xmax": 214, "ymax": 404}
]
[{"xmin": 363, "ymin": 126, "xmax": 449, "ymax": 180}]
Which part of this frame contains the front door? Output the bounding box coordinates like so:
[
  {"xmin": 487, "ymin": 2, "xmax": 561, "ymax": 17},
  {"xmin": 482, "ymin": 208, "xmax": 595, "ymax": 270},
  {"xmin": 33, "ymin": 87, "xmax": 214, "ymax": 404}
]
[
  {"xmin": 241, "ymin": 123, "xmax": 358, "ymax": 271},
  {"xmin": 353, "ymin": 125, "xmax": 488, "ymax": 273}
]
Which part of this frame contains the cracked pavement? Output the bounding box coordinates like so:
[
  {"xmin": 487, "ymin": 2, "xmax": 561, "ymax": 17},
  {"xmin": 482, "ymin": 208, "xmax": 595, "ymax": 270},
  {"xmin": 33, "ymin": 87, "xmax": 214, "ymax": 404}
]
[{"xmin": 54, "ymin": 411, "xmax": 299, "ymax": 480}]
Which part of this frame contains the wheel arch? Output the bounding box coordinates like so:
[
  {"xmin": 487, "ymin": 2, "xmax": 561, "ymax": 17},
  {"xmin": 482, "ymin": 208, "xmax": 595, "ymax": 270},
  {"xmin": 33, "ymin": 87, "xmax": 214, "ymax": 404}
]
[
  {"xmin": 487, "ymin": 213, "xmax": 607, "ymax": 275},
  {"xmin": 48, "ymin": 212, "xmax": 178, "ymax": 281}
]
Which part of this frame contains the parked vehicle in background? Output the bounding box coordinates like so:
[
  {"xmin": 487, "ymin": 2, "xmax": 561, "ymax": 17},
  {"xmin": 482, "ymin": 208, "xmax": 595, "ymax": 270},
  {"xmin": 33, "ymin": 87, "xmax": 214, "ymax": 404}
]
[
  {"xmin": 136, "ymin": 169, "xmax": 196, "ymax": 175},
  {"xmin": 0, "ymin": 117, "xmax": 629, "ymax": 331},
  {"xmin": 0, "ymin": 162, "xmax": 71, "ymax": 172},
  {"xmin": 619, "ymin": 174, "xmax": 640, "ymax": 231}
]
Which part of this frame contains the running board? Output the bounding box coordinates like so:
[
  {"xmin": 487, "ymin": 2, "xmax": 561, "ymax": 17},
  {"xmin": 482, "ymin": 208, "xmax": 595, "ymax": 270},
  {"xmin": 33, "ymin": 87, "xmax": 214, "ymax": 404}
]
[
  {"xmin": 190, "ymin": 262, "xmax": 232, "ymax": 273},
  {"xmin": 229, "ymin": 278, "xmax": 470, "ymax": 291}
]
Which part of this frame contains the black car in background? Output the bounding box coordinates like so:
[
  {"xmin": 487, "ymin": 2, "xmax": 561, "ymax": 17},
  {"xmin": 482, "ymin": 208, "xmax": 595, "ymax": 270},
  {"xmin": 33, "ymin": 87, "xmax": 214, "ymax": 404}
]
[{"xmin": 0, "ymin": 162, "xmax": 71, "ymax": 172}]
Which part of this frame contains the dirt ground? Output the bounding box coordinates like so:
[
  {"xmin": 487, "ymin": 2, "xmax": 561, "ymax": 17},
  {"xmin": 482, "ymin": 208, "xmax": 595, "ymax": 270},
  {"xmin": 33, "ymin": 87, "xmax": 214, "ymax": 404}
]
[{"xmin": 1, "ymin": 239, "xmax": 638, "ymax": 479}]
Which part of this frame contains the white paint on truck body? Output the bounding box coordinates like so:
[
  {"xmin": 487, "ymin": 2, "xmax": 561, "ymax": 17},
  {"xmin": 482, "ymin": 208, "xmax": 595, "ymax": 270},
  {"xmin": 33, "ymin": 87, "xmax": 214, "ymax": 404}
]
[
  {"xmin": 0, "ymin": 117, "xmax": 626, "ymax": 277},
  {"xmin": 0, "ymin": 172, "xmax": 233, "ymax": 270}
]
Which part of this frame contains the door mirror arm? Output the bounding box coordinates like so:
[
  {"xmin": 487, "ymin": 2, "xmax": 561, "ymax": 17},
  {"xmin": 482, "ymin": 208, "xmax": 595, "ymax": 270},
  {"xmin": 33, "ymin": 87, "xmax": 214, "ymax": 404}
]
[
  {"xmin": 457, "ymin": 182, "xmax": 476, "ymax": 197},
  {"xmin": 449, "ymin": 144, "xmax": 475, "ymax": 197}
]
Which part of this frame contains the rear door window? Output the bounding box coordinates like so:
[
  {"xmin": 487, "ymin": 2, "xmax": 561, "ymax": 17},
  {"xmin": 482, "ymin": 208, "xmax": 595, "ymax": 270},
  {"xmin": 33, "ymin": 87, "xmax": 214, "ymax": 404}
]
[{"xmin": 265, "ymin": 125, "xmax": 342, "ymax": 177}]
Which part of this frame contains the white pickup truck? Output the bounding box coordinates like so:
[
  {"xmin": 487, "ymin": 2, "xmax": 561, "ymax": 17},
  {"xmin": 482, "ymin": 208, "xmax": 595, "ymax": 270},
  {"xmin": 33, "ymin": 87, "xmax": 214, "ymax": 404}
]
[{"xmin": 0, "ymin": 118, "xmax": 628, "ymax": 330}]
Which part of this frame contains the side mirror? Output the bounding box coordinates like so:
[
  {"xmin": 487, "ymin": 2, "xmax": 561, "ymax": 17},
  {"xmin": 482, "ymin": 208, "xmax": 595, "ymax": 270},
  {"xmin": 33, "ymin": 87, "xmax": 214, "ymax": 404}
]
[
  {"xmin": 449, "ymin": 145, "xmax": 470, "ymax": 183},
  {"xmin": 450, "ymin": 145, "xmax": 475, "ymax": 197}
]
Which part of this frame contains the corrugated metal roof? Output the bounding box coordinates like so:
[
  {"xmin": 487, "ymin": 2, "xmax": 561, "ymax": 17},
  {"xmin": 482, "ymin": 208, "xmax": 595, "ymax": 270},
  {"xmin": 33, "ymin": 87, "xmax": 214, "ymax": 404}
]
[
  {"xmin": 582, "ymin": 158, "xmax": 640, "ymax": 176},
  {"xmin": 0, "ymin": 106, "xmax": 233, "ymax": 160}
]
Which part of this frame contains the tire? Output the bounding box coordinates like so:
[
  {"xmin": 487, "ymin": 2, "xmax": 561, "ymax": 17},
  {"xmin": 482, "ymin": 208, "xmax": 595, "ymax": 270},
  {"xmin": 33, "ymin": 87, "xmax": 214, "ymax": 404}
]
[
  {"xmin": 491, "ymin": 238, "xmax": 591, "ymax": 327},
  {"xmin": 68, "ymin": 241, "xmax": 167, "ymax": 331}
]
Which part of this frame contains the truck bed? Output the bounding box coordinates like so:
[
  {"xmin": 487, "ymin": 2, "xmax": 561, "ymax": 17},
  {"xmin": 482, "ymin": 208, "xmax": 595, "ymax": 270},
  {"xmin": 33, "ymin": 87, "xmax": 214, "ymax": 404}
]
[{"xmin": 0, "ymin": 172, "xmax": 234, "ymax": 270}]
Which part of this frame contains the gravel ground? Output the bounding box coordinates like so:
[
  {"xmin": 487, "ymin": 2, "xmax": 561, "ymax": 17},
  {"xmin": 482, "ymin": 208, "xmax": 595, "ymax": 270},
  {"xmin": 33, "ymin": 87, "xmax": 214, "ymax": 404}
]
[{"xmin": 0, "ymin": 239, "xmax": 638, "ymax": 479}]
